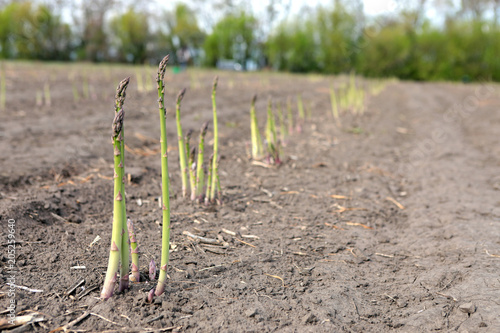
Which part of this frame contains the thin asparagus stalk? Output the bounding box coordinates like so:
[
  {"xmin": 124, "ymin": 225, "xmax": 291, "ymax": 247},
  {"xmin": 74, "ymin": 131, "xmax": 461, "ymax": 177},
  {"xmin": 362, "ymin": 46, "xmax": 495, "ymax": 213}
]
[
  {"xmin": 188, "ymin": 146, "xmax": 196, "ymax": 201},
  {"xmin": 215, "ymin": 156, "xmax": 222, "ymax": 205},
  {"xmin": 44, "ymin": 82, "xmax": 51, "ymax": 106},
  {"xmin": 185, "ymin": 130, "xmax": 195, "ymax": 197},
  {"xmin": 250, "ymin": 94, "xmax": 263, "ymax": 160},
  {"xmin": 297, "ymin": 94, "xmax": 304, "ymax": 120},
  {"xmin": 330, "ymin": 84, "xmax": 341, "ymax": 127},
  {"xmin": 265, "ymin": 98, "xmax": 277, "ymax": 158},
  {"xmin": 155, "ymin": 55, "xmax": 172, "ymax": 298},
  {"xmin": 101, "ymin": 77, "xmax": 130, "ymax": 300},
  {"xmin": 175, "ymin": 88, "xmax": 188, "ymax": 198},
  {"xmin": 195, "ymin": 122, "xmax": 209, "ymax": 200},
  {"xmin": 277, "ymin": 100, "xmax": 287, "ymax": 143},
  {"xmin": 127, "ymin": 219, "xmax": 140, "ymax": 282},
  {"xmin": 115, "ymin": 78, "xmax": 130, "ymax": 293},
  {"xmin": 209, "ymin": 76, "xmax": 219, "ymax": 202},
  {"xmin": 205, "ymin": 154, "xmax": 214, "ymax": 205},
  {"xmin": 287, "ymin": 96, "xmax": 293, "ymax": 134}
]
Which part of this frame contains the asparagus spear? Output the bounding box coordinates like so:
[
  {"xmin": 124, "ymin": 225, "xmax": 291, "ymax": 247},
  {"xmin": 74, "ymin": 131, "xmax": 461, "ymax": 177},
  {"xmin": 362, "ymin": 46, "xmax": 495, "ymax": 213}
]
[
  {"xmin": 195, "ymin": 122, "xmax": 209, "ymax": 200},
  {"xmin": 297, "ymin": 94, "xmax": 304, "ymax": 120},
  {"xmin": 330, "ymin": 84, "xmax": 341, "ymax": 127},
  {"xmin": 101, "ymin": 77, "xmax": 130, "ymax": 300},
  {"xmin": 205, "ymin": 154, "xmax": 214, "ymax": 205},
  {"xmin": 188, "ymin": 146, "xmax": 196, "ymax": 201},
  {"xmin": 250, "ymin": 94, "xmax": 263, "ymax": 160},
  {"xmin": 185, "ymin": 130, "xmax": 195, "ymax": 198},
  {"xmin": 154, "ymin": 55, "xmax": 172, "ymax": 297},
  {"xmin": 287, "ymin": 96, "xmax": 293, "ymax": 134},
  {"xmin": 127, "ymin": 219, "xmax": 140, "ymax": 282},
  {"xmin": 209, "ymin": 76, "xmax": 219, "ymax": 202},
  {"xmin": 175, "ymin": 88, "xmax": 188, "ymax": 198},
  {"xmin": 277, "ymin": 100, "xmax": 287, "ymax": 144},
  {"xmin": 115, "ymin": 78, "xmax": 130, "ymax": 293}
]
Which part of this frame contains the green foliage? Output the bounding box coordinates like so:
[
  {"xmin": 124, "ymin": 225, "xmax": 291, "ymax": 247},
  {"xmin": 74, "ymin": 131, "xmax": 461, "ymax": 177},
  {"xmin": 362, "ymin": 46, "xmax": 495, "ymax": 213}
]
[
  {"xmin": 0, "ymin": 2, "xmax": 72, "ymax": 60},
  {"xmin": 203, "ymin": 11, "xmax": 257, "ymax": 68},
  {"xmin": 110, "ymin": 8, "xmax": 149, "ymax": 63}
]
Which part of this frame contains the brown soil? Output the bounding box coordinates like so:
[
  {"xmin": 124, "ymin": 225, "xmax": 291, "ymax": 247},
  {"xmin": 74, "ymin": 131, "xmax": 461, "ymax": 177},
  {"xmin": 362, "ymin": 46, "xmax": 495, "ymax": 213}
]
[{"xmin": 1, "ymin": 62, "xmax": 499, "ymax": 332}]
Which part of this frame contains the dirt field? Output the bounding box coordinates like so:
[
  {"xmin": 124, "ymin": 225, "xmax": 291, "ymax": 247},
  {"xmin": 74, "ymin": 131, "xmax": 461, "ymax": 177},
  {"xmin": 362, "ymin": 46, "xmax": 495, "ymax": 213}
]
[{"xmin": 0, "ymin": 62, "xmax": 499, "ymax": 332}]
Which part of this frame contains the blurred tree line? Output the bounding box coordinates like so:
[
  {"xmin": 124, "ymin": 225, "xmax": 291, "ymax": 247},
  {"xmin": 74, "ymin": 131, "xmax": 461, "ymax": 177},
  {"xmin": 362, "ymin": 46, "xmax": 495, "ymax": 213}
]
[{"xmin": 0, "ymin": 0, "xmax": 499, "ymax": 81}]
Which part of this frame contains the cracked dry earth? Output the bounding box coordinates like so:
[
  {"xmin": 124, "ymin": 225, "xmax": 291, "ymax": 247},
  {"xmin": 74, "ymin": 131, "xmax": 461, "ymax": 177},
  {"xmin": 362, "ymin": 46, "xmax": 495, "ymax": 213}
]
[{"xmin": 0, "ymin": 63, "xmax": 499, "ymax": 332}]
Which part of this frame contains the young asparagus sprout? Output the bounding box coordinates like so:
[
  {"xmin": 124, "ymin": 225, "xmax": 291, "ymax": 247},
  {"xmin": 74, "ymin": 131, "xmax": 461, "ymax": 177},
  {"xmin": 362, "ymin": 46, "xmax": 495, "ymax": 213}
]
[
  {"xmin": 205, "ymin": 154, "xmax": 214, "ymax": 205},
  {"xmin": 188, "ymin": 146, "xmax": 196, "ymax": 201},
  {"xmin": 297, "ymin": 94, "xmax": 304, "ymax": 120},
  {"xmin": 185, "ymin": 130, "xmax": 195, "ymax": 197},
  {"xmin": 265, "ymin": 98, "xmax": 278, "ymax": 163},
  {"xmin": 209, "ymin": 76, "xmax": 219, "ymax": 202},
  {"xmin": 330, "ymin": 84, "xmax": 341, "ymax": 127},
  {"xmin": 127, "ymin": 219, "xmax": 140, "ymax": 282},
  {"xmin": 250, "ymin": 94, "xmax": 263, "ymax": 160},
  {"xmin": 287, "ymin": 96, "xmax": 294, "ymax": 134},
  {"xmin": 215, "ymin": 156, "xmax": 222, "ymax": 205},
  {"xmin": 154, "ymin": 55, "xmax": 172, "ymax": 298},
  {"xmin": 149, "ymin": 258, "xmax": 157, "ymax": 281},
  {"xmin": 195, "ymin": 121, "xmax": 209, "ymax": 200},
  {"xmin": 101, "ymin": 77, "xmax": 130, "ymax": 300},
  {"xmin": 175, "ymin": 88, "xmax": 188, "ymax": 198},
  {"xmin": 277, "ymin": 100, "xmax": 287, "ymax": 144},
  {"xmin": 115, "ymin": 77, "xmax": 130, "ymax": 293},
  {"xmin": 44, "ymin": 81, "xmax": 51, "ymax": 106}
]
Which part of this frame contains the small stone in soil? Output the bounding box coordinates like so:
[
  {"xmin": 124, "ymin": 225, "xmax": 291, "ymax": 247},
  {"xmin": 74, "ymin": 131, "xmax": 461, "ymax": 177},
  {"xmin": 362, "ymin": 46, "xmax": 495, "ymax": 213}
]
[
  {"xmin": 302, "ymin": 313, "xmax": 317, "ymax": 324},
  {"xmin": 245, "ymin": 308, "xmax": 258, "ymax": 317},
  {"xmin": 458, "ymin": 302, "xmax": 476, "ymax": 314}
]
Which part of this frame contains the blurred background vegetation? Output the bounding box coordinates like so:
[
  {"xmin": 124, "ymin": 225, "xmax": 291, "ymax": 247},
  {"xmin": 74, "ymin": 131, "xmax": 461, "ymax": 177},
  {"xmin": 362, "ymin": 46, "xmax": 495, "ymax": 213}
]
[{"xmin": 0, "ymin": 0, "xmax": 499, "ymax": 81}]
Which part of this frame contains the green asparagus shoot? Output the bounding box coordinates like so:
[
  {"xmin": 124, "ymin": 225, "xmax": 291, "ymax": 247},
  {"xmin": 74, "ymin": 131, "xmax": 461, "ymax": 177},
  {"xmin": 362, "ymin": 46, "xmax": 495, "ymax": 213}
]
[
  {"xmin": 209, "ymin": 76, "xmax": 219, "ymax": 202},
  {"xmin": 297, "ymin": 94, "xmax": 304, "ymax": 120},
  {"xmin": 127, "ymin": 219, "xmax": 140, "ymax": 282},
  {"xmin": 250, "ymin": 94, "xmax": 263, "ymax": 160},
  {"xmin": 154, "ymin": 55, "xmax": 172, "ymax": 298},
  {"xmin": 101, "ymin": 77, "xmax": 130, "ymax": 300},
  {"xmin": 195, "ymin": 121, "xmax": 209, "ymax": 200},
  {"xmin": 329, "ymin": 84, "xmax": 341, "ymax": 127},
  {"xmin": 205, "ymin": 154, "xmax": 214, "ymax": 205},
  {"xmin": 175, "ymin": 88, "xmax": 188, "ymax": 198}
]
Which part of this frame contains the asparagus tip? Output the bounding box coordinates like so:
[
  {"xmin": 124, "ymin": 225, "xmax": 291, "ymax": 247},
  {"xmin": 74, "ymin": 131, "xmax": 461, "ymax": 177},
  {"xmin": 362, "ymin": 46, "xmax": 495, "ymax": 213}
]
[
  {"xmin": 201, "ymin": 121, "xmax": 209, "ymax": 135},
  {"xmin": 147, "ymin": 288, "xmax": 155, "ymax": 303},
  {"xmin": 177, "ymin": 88, "xmax": 187, "ymax": 104},
  {"xmin": 157, "ymin": 55, "xmax": 170, "ymax": 81},
  {"xmin": 149, "ymin": 259, "xmax": 156, "ymax": 281},
  {"xmin": 213, "ymin": 76, "xmax": 218, "ymax": 90},
  {"xmin": 252, "ymin": 94, "xmax": 257, "ymax": 105},
  {"xmin": 186, "ymin": 129, "xmax": 193, "ymax": 141}
]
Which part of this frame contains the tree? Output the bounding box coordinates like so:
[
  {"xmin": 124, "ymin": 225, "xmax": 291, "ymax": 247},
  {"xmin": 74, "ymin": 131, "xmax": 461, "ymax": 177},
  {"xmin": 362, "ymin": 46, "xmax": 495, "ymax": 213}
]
[
  {"xmin": 110, "ymin": 8, "xmax": 149, "ymax": 63},
  {"xmin": 203, "ymin": 11, "xmax": 258, "ymax": 68}
]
